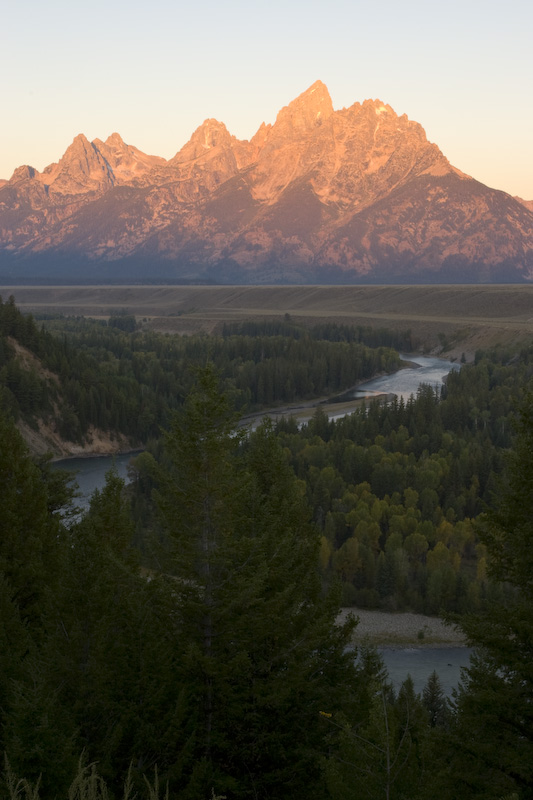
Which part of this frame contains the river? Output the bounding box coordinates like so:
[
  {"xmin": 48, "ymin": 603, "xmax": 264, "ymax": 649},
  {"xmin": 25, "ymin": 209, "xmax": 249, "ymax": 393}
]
[
  {"xmin": 348, "ymin": 353, "xmax": 460, "ymax": 404},
  {"xmin": 54, "ymin": 452, "xmax": 138, "ymax": 515},
  {"xmin": 243, "ymin": 353, "xmax": 460, "ymax": 428},
  {"xmin": 377, "ymin": 646, "xmax": 471, "ymax": 698},
  {"xmin": 56, "ymin": 354, "xmax": 459, "ymax": 503}
]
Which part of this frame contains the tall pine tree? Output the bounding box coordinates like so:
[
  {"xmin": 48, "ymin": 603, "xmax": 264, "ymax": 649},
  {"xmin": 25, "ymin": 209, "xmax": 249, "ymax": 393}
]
[
  {"xmin": 440, "ymin": 391, "xmax": 533, "ymax": 798},
  {"xmin": 0, "ymin": 408, "xmax": 77, "ymax": 795},
  {"xmin": 152, "ymin": 365, "xmax": 361, "ymax": 799}
]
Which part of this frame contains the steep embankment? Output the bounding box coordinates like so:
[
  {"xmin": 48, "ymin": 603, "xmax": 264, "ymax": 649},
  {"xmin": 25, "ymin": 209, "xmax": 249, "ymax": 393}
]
[
  {"xmin": 10, "ymin": 340, "xmax": 132, "ymax": 458},
  {"xmin": 16, "ymin": 416, "xmax": 132, "ymax": 459},
  {"xmin": 0, "ymin": 299, "xmax": 135, "ymax": 457}
]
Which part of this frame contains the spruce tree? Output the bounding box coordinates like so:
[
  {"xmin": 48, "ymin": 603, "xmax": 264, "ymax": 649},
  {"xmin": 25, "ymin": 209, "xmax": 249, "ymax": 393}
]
[
  {"xmin": 0, "ymin": 410, "xmax": 61, "ymax": 623},
  {"xmin": 152, "ymin": 365, "xmax": 361, "ymax": 798},
  {"xmin": 0, "ymin": 409, "xmax": 77, "ymax": 795},
  {"xmin": 51, "ymin": 465, "xmax": 170, "ymax": 789},
  {"xmin": 422, "ymin": 670, "xmax": 449, "ymax": 729},
  {"xmin": 325, "ymin": 674, "xmax": 428, "ymax": 800},
  {"xmin": 441, "ymin": 391, "xmax": 533, "ymax": 798}
]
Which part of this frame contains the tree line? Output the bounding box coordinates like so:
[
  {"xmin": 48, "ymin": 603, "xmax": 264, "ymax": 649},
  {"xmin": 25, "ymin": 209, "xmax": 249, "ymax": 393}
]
[
  {"xmin": 0, "ymin": 296, "xmax": 401, "ymax": 443},
  {"xmin": 273, "ymin": 344, "xmax": 529, "ymax": 615},
  {"xmin": 127, "ymin": 340, "xmax": 531, "ymax": 617}
]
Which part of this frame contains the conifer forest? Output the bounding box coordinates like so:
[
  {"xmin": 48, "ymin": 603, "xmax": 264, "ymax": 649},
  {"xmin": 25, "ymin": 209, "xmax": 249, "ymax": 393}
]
[{"xmin": 1, "ymin": 294, "xmax": 533, "ymax": 799}]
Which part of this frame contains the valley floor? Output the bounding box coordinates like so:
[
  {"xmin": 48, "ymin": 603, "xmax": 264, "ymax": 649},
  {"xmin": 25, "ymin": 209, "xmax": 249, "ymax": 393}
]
[{"xmin": 3, "ymin": 284, "xmax": 533, "ymax": 357}]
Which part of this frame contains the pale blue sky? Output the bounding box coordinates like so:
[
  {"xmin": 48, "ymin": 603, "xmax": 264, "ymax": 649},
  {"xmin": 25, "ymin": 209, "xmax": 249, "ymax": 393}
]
[{"xmin": 2, "ymin": 0, "xmax": 532, "ymax": 198}]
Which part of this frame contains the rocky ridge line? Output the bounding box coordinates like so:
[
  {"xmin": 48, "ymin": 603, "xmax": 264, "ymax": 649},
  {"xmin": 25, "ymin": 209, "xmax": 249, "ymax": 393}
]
[{"xmin": 1, "ymin": 81, "xmax": 532, "ymax": 283}]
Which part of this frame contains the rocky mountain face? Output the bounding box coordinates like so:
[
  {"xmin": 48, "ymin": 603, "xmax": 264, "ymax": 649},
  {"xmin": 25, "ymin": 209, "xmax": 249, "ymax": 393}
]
[
  {"xmin": 1, "ymin": 81, "xmax": 532, "ymax": 283},
  {"xmin": 517, "ymin": 197, "xmax": 533, "ymax": 214}
]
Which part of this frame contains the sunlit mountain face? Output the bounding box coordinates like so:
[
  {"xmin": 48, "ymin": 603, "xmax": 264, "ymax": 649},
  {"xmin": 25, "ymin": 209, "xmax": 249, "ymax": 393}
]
[{"xmin": 1, "ymin": 81, "xmax": 533, "ymax": 284}]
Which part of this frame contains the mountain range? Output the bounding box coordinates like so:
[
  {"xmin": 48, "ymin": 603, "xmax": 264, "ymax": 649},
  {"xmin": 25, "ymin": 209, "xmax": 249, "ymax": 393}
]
[{"xmin": 1, "ymin": 80, "xmax": 532, "ymax": 284}]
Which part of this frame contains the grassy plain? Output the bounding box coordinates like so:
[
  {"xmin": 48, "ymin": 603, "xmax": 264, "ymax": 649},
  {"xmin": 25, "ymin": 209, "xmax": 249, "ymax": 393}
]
[{"xmin": 2, "ymin": 284, "xmax": 533, "ymax": 357}]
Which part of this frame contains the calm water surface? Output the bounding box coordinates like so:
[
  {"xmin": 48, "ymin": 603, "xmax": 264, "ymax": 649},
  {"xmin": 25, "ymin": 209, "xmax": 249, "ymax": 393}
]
[
  {"xmin": 378, "ymin": 646, "xmax": 472, "ymax": 697},
  {"xmin": 353, "ymin": 354, "xmax": 460, "ymax": 404},
  {"xmin": 54, "ymin": 452, "xmax": 138, "ymax": 512}
]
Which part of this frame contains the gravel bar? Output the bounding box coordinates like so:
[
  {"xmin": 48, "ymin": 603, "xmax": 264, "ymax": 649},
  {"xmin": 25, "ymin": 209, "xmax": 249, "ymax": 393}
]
[{"xmin": 337, "ymin": 608, "xmax": 467, "ymax": 647}]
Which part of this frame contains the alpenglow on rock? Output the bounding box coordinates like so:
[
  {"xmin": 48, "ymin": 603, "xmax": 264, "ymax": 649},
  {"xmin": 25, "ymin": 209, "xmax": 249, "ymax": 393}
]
[{"xmin": 1, "ymin": 81, "xmax": 532, "ymax": 283}]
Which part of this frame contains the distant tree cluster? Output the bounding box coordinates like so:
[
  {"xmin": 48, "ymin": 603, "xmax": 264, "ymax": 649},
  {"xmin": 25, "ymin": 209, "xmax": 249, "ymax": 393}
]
[
  {"xmin": 273, "ymin": 348, "xmax": 530, "ymax": 614},
  {"xmin": 222, "ymin": 318, "xmax": 415, "ymax": 350},
  {"xmin": 0, "ymin": 298, "xmax": 402, "ymax": 443}
]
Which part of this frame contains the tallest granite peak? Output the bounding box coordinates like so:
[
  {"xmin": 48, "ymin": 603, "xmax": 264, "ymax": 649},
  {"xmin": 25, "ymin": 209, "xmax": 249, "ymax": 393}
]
[{"xmin": 273, "ymin": 80, "xmax": 334, "ymax": 135}]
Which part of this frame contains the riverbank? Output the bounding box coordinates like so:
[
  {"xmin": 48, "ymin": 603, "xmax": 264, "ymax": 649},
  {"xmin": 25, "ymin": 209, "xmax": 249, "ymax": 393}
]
[
  {"xmin": 17, "ymin": 417, "xmax": 137, "ymax": 459},
  {"xmin": 338, "ymin": 608, "xmax": 467, "ymax": 647},
  {"xmin": 240, "ymin": 353, "xmax": 457, "ymax": 430},
  {"xmin": 238, "ymin": 391, "xmax": 395, "ymax": 429},
  {"xmin": 238, "ymin": 364, "xmax": 411, "ymax": 429}
]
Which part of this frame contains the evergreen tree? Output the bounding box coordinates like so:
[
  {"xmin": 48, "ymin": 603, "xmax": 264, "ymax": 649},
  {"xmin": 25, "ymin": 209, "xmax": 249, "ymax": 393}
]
[
  {"xmin": 440, "ymin": 391, "xmax": 533, "ymax": 798},
  {"xmin": 0, "ymin": 573, "xmax": 29, "ymax": 739},
  {"xmin": 325, "ymin": 673, "xmax": 427, "ymax": 800},
  {"xmin": 51, "ymin": 466, "xmax": 170, "ymax": 790},
  {"xmin": 422, "ymin": 670, "xmax": 449, "ymax": 729},
  {"xmin": 0, "ymin": 410, "xmax": 61, "ymax": 623},
  {"xmin": 152, "ymin": 365, "xmax": 361, "ymax": 798},
  {"xmin": 1, "ymin": 646, "xmax": 78, "ymax": 797},
  {"xmin": 0, "ymin": 409, "xmax": 77, "ymax": 795}
]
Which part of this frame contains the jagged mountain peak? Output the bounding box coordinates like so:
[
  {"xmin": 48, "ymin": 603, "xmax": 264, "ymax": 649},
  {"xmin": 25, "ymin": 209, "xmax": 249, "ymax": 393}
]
[
  {"xmin": 250, "ymin": 121, "xmax": 272, "ymax": 147},
  {"xmin": 105, "ymin": 132, "xmax": 125, "ymax": 146},
  {"xmin": 273, "ymin": 80, "xmax": 334, "ymax": 136},
  {"xmin": 92, "ymin": 134, "xmax": 166, "ymax": 182},
  {"xmin": 342, "ymin": 98, "xmax": 422, "ymax": 138},
  {"xmin": 92, "ymin": 133, "xmax": 127, "ymax": 156},
  {"xmin": 38, "ymin": 133, "xmax": 114, "ymax": 195},
  {"xmin": 191, "ymin": 118, "xmax": 233, "ymax": 148},
  {"xmin": 53, "ymin": 133, "xmax": 102, "ymax": 170},
  {"xmin": 171, "ymin": 118, "xmax": 235, "ymax": 160},
  {"xmin": 9, "ymin": 164, "xmax": 37, "ymax": 183},
  {"xmin": 362, "ymin": 98, "xmax": 394, "ymax": 113},
  {"xmin": 63, "ymin": 133, "xmax": 94, "ymax": 155},
  {"xmin": 166, "ymin": 118, "xmax": 253, "ymax": 185}
]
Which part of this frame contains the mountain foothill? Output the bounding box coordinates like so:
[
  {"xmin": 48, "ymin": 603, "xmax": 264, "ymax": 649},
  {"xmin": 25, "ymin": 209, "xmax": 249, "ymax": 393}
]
[{"xmin": 1, "ymin": 80, "xmax": 532, "ymax": 284}]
